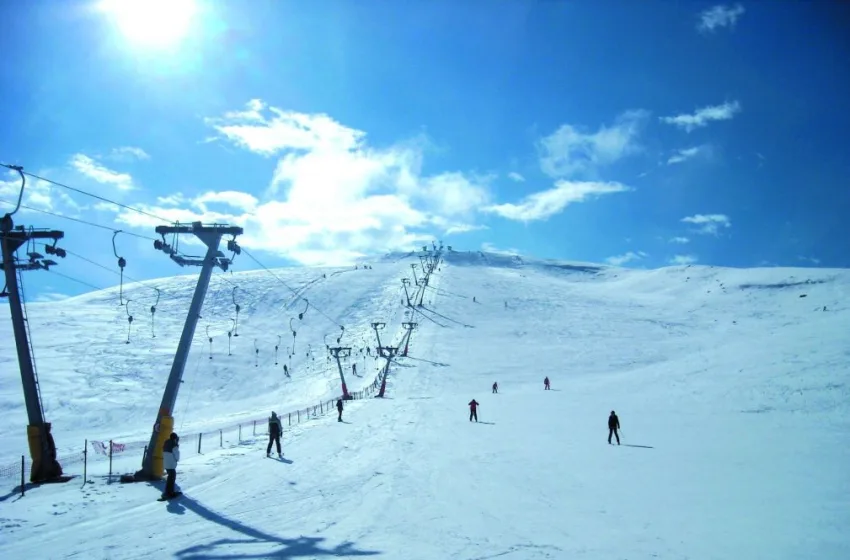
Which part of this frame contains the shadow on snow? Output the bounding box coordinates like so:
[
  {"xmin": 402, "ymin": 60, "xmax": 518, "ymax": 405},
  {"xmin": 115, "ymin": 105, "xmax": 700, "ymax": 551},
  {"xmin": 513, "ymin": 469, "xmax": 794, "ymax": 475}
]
[{"xmin": 169, "ymin": 494, "xmax": 380, "ymax": 559}]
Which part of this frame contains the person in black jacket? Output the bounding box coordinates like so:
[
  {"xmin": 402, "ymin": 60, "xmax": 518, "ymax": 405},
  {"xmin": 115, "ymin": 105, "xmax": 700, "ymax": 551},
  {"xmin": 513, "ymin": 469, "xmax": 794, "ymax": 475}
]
[
  {"xmin": 337, "ymin": 399, "xmax": 344, "ymax": 422},
  {"xmin": 608, "ymin": 411, "xmax": 620, "ymax": 445},
  {"xmin": 267, "ymin": 412, "xmax": 282, "ymax": 458}
]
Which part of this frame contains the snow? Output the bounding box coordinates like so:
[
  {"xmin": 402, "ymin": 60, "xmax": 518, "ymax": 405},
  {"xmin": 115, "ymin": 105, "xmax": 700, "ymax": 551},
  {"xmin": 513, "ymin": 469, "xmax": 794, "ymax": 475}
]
[{"xmin": 1, "ymin": 250, "xmax": 849, "ymax": 559}]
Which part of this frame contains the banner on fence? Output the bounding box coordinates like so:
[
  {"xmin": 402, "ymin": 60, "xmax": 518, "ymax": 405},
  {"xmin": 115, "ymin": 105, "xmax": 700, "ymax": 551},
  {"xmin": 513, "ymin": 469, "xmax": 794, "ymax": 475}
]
[{"xmin": 91, "ymin": 441, "xmax": 127, "ymax": 456}]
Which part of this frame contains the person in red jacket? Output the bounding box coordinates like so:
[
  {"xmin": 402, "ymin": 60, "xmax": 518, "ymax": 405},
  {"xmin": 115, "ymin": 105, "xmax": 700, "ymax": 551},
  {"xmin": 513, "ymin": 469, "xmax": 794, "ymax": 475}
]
[{"xmin": 468, "ymin": 399, "xmax": 479, "ymax": 422}]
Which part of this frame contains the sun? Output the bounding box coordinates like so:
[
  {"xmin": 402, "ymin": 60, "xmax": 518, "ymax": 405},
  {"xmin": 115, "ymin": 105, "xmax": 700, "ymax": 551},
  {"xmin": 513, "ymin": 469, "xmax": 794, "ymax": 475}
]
[{"xmin": 98, "ymin": 0, "xmax": 197, "ymax": 49}]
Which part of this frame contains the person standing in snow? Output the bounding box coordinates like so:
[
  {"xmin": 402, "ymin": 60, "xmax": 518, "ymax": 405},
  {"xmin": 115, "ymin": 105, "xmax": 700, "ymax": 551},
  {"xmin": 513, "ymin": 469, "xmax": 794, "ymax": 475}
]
[
  {"xmin": 608, "ymin": 411, "xmax": 621, "ymax": 445},
  {"xmin": 162, "ymin": 432, "xmax": 180, "ymax": 498},
  {"xmin": 468, "ymin": 399, "xmax": 479, "ymax": 422},
  {"xmin": 492, "ymin": 382, "xmax": 498, "ymax": 394},
  {"xmin": 337, "ymin": 399, "xmax": 344, "ymax": 422},
  {"xmin": 267, "ymin": 412, "xmax": 282, "ymax": 458},
  {"xmin": 544, "ymin": 377, "xmax": 550, "ymax": 390}
]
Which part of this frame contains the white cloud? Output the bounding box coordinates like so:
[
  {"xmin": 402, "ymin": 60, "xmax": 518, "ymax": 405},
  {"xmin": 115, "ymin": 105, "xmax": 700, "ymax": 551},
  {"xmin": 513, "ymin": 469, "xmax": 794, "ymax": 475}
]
[
  {"xmin": 109, "ymin": 147, "xmax": 150, "ymax": 161},
  {"xmin": 194, "ymin": 191, "xmax": 259, "ymax": 213},
  {"xmin": 606, "ymin": 251, "xmax": 647, "ymax": 266},
  {"xmin": 444, "ymin": 224, "xmax": 488, "ymax": 235},
  {"xmin": 205, "ymin": 99, "xmax": 365, "ymax": 156},
  {"xmin": 681, "ymin": 214, "xmax": 731, "ymax": 235},
  {"xmin": 698, "ymin": 4, "xmax": 745, "ymax": 32},
  {"xmin": 70, "ymin": 154, "xmax": 135, "ymax": 191},
  {"xmin": 669, "ymin": 236, "xmax": 691, "ymax": 244},
  {"xmin": 482, "ymin": 242, "xmax": 520, "ymax": 256},
  {"xmin": 667, "ymin": 146, "xmax": 703, "ymax": 165},
  {"xmin": 103, "ymin": 100, "xmax": 503, "ymax": 265},
  {"xmin": 797, "ymin": 256, "xmax": 821, "ymax": 265},
  {"xmin": 484, "ymin": 180, "xmax": 631, "ymax": 222},
  {"xmin": 0, "ymin": 168, "xmax": 82, "ymax": 212},
  {"xmin": 669, "ymin": 255, "xmax": 698, "ymax": 265},
  {"xmin": 507, "ymin": 172, "xmax": 525, "ymax": 182},
  {"xmin": 538, "ymin": 109, "xmax": 649, "ymax": 178},
  {"xmin": 660, "ymin": 101, "xmax": 741, "ymax": 132}
]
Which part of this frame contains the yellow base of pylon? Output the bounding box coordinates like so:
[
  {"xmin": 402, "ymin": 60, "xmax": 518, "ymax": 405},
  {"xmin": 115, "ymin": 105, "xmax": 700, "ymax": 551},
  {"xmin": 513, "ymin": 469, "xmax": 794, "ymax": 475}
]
[
  {"xmin": 26, "ymin": 425, "xmax": 43, "ymax": 482},
  {"xmin": 150, "ymin": 416, "xmax": 174, "ymax": 479},
  {"xmin": 26, "ymin": 424, "xmax": 63, "ymax": 482}
]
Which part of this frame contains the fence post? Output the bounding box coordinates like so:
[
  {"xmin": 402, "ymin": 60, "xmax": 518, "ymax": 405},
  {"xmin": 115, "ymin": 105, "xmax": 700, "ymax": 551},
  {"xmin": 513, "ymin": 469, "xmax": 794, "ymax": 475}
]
[
  {"xmin": 238, "ymin": 424, "xmax": 242, "ymax": 442},
  {"xmin": 321, "ymin": 402, "xmax": 323, "ymax": 414},
  {"xmin": 108, "ymin": 440, "xmax": 113, "ymax": 482},
  {"xmin": 297, "ymin": 410, "xmax": 300, "ymax": 423},
  {"xmin": 289, "ymin": 413, "xmax": 291, "ymax": 426},
  {"xmin": 253, "ymin": 420, "xmax": 256, "ymax": 436},
  {"xmin": 20, "ymin": 455, "xmax": 24, "ymax": 496},
  {"xmin": 198, "ymin": 433, "xmax": 203, "ymax": 454},
  {"xmin": 83, "ymin": 440, "xmax": 87, "ymax": 486},
  {"xmin": 220, "ymin": 430, "xmax": 223, "ymax": 447}
]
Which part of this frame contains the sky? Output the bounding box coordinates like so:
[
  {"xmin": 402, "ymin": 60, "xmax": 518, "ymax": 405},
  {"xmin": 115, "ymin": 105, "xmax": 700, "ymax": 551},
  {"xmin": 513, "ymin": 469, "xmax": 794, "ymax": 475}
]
[{"xmin": 1, "ymin": 0, "xmax": 849, "ymax": 300}]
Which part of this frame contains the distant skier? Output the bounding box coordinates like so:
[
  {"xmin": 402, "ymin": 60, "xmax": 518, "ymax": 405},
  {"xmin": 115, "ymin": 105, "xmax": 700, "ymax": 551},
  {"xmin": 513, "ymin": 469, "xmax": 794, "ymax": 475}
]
[
  {"xmin": 267, "ymin": 412, "xmax": 282, "ymax": 458},
  {"xmin": 162, "ymin": 432, "xmax": 180, "ymax": 499},
  {"xmin": 337, "ymin": 399, "xmax": 344, "ymax": 422},
  {"xmin": 468, "ymin": 399, "xmax": 479, "ymax": 422},
  {"xmin": 544, "ymin": 377, "xmax": 550, "ymax": 390},
  {"xmin": 608, "ymin": 411, "xmax": 620, "ymax": 445},
  {"xmin": 473, "ymin": 296, "xmax": 476, "ymax": 303},
  {"xmin": 492, "ymin": 382, "xmax": 498, "ymax": 394}
]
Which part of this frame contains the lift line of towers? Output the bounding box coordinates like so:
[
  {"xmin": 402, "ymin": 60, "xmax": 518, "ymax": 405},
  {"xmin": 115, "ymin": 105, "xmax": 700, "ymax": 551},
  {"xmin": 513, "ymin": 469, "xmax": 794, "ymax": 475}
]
[{"xmin": 0, "ymin": 166, "xmax": 443, "ymax": 484}]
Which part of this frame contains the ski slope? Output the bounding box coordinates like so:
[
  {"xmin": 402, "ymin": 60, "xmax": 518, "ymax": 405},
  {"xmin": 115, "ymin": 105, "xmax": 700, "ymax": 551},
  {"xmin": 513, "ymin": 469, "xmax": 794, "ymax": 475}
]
[{"xmin": 1, "ymin": 250, "xmax": 848, "ymax": 559}]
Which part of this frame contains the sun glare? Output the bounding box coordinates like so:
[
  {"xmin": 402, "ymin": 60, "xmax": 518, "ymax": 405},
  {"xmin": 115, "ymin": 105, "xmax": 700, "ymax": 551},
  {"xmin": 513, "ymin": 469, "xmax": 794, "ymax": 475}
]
[{"xmin": 99, "ymin": 0, "xmax": 197, "ymax": 49}]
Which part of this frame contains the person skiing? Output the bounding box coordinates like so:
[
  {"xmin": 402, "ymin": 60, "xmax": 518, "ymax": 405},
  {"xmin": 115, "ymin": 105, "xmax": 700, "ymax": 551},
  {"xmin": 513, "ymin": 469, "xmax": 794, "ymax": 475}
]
[
  {"xmin": 492, "ymin": 382, "xmax": 498, "ymax": 394},
  {"xmin": 608, "ymin": 410, "xmax": 620, "ymax": 445},
  {"xmin": 544, "ymin": 377, "xmax": 550, "ymax": 390},
  {"xmin": 267, "ymin": 412, "xmax": 282, "ymax": 458},
  {"xmin": 337, "ymin": 398, "xmax": 344, "ymax": 422},
  {"xmin": 468, "ymin": 399, "xmax": 479, "ymax": 422},
  {"xmin": 162, "ymin": 432, "xmax": 180, "ymax": 499}
]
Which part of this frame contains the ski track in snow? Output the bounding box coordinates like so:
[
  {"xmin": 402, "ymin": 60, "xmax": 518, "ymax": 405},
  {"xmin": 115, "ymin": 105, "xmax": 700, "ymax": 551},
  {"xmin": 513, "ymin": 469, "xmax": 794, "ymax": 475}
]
[{"xmin": 1, "ymin": 251, "xmax": 849, "ymax": 559}]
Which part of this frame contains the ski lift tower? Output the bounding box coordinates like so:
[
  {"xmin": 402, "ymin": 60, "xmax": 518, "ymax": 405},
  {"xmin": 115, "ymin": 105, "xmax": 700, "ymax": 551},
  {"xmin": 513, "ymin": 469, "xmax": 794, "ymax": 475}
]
[
  {"xmin": 1, "ymin": 166, "xmax": 68, "ymax": 482},
  {"xmin": 132, "ymin": 222, "xmax": 242, "ymax": 481}
]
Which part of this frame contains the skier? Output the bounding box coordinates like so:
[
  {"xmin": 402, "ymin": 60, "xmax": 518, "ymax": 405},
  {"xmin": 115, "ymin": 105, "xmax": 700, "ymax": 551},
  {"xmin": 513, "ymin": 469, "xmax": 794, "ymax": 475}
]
[
  {"xmin": 473, "ymin": 296, "xmax": 476, "ymax": 303},
  {"xmin": 162, "ymin": 432, "xmax": 180, "ymax": 499},
  {"xmin": 544, "ymin": 377, "xmax": 550, "ymax": 390},
  {"xmin": 608, "ymin": 410, "xmax": 620, "ymax": 445},
  {"xmin": 267, "ymin": 412, "xmax": 282, "ymax": 458},
  {"xmin": 337, "ymin": 398, "xmax": 344, "ymax": 422},
  {"xmin": 492, "ymin": 382, "xmax": 498, "ymax": 394},
  {"xmin": 468, "ymin": 399, "xmax": 479, "ymax": 422}
]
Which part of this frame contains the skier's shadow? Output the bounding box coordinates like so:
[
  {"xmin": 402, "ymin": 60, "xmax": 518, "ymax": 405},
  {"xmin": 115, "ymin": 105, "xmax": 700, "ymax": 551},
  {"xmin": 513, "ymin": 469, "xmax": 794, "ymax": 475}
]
[
  {"xmin": 622, "ymin": 444, "xmax": 654, "ymax": 449},
  {"xmin": 476, "ymin": 421, "xmax": 496, "ymax": 425}
]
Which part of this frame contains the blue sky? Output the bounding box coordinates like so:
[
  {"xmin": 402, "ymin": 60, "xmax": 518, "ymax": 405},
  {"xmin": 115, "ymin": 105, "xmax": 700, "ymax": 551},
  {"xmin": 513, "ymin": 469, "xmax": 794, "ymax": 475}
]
[{"xmin": 1, "ymin": 0, "xmax": 849, "ymax": 300}]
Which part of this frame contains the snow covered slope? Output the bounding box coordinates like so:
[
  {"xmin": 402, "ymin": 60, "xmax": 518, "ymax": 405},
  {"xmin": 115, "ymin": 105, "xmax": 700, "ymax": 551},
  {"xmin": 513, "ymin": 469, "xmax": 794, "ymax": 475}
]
[{"xmin": 1, "ymin": 250, "xmax": 848, "ymax": 559}]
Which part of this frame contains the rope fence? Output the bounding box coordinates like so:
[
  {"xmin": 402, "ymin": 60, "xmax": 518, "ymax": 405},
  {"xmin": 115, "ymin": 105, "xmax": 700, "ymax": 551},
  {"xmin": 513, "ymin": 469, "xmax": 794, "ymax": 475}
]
[{"xmin": 0, "ymin": 379, "xmax": 383, "ymax": 491}]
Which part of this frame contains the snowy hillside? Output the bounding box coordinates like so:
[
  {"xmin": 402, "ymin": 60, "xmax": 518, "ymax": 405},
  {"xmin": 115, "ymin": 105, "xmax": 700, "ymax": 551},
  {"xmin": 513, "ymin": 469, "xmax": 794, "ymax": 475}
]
[{"xmin": 1, "ymin": 250, "xmax": 848, "ymax": 559}]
